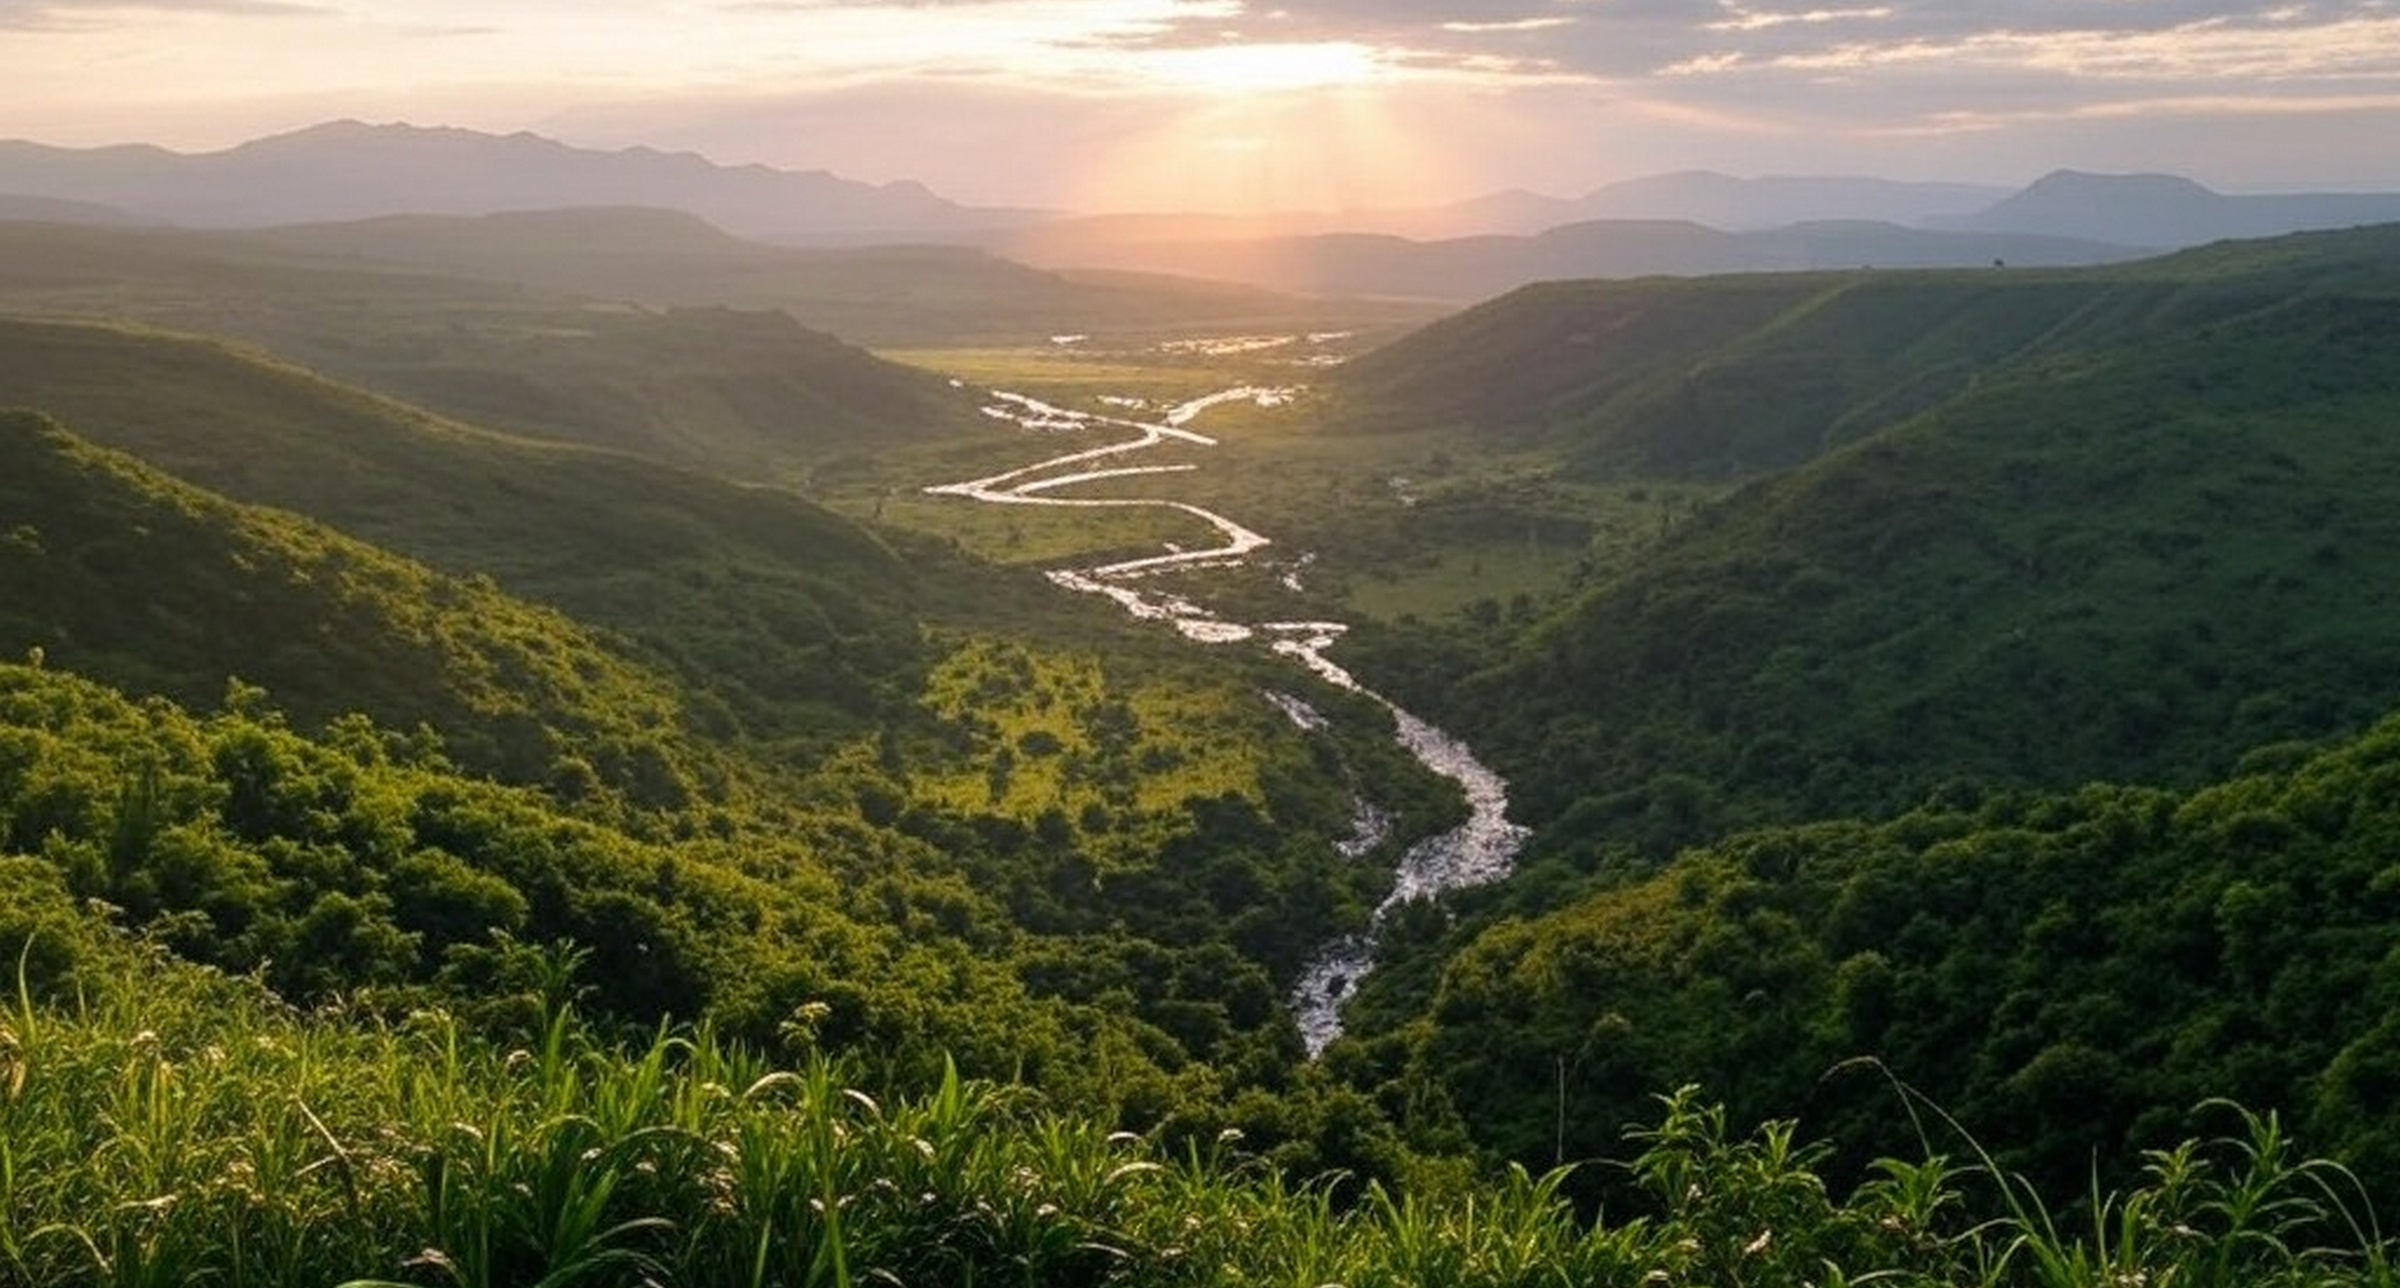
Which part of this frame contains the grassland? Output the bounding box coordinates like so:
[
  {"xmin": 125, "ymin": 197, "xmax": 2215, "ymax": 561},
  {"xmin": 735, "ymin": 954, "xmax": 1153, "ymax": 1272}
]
[{"xmin": 845, "ymin": 340, "xmax": 1723, "ymax": 628}]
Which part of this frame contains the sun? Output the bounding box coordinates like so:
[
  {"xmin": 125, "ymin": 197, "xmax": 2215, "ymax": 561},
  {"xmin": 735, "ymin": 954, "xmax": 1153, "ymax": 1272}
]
[
  {"xmin": 1152, "ymin": 41, "xmax": 1388, "ymax": 95},
  {"xmin": 1063, "ymin": 38, "xmax": 1472, "ymax": 214}
]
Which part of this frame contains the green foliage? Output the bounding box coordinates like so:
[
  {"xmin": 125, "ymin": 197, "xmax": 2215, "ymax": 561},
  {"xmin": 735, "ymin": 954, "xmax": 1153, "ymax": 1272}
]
[
  {"xmin": 0, "ymin": 660, "xmax": 1230, "ymax": 1113},
  {"xmin": 0, "ymin": 316, "xmax": 964, "ymax": 756},
  {"xmin": 1390, "ymin": 709, "xmax": 2400, "ymax": 1206},
  {"xmin": 0, "ymin": 312, "xmax": 1452, "ymax": 1215},
  {"xmin": 0, "ymin": 409, "xmax": 703, "ymax": 804},
  {"xmin": 1448, "ymin": 284, "xmax": 2400, "ymax": 844},
  {"xmin": 0, "ymin": 563, "xmax": 1450, "ymax": 1162},
  {"xmin": 1337, "ymin": 223, "xmax": 2400, "ymax": 480},
  {"xmin": 4, "ymin": 907, "xmax": 2392, "ymax": 1287}
]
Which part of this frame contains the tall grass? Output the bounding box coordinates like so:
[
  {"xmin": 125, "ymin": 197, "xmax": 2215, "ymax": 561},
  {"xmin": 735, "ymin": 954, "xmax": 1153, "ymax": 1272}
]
[{"xmin": 4, "ymin": 926, "xmax": 2393, "ymax": 1287}]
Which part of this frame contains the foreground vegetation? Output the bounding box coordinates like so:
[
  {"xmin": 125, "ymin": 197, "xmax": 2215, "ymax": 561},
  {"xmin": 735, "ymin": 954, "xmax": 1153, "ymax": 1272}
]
[{"xmin": 5, "ymin": 872, "xmax": 2394, "ymax": 1287}]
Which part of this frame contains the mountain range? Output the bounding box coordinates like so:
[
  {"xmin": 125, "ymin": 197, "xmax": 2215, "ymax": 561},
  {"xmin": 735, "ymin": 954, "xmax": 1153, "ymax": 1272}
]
[
  {"xmin": 0, "ymin": 120, "xmax": 1041, "ymax": 243},
  {"xmin": 7, "ymin": 122, "xmax": 2399, "ymax": 292}
]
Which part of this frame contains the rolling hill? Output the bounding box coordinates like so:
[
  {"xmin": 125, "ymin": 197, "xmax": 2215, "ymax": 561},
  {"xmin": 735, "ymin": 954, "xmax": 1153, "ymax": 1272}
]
[
  {"xmin": 0, "ymin": 209, "xmax": 1426, "ymax": 380},
  {"xmin": 1295, "ymin": 224, "xmax": 2400, "ymax": 1206},
  {"xmin": 1367, "ymin": 234, "xmax": 2400, "ymax": 852},
  {"xmin": 0, "ymin": 409, "xmax": 706, "ymax": 803},
  {"xmin": 302, "ymin": 301, "xmax": 986, "ymax": 482},
  {"xmin": 0, "ymin": 316, "xmax": 950, "ymax": 750},
  {"xmin": 1333, "ymin": 223, "xmax": 2400, "ymax": 478},
  {"xmin": 1396, "ymin": 702, "xmax": 2400, "ymax": 1203},
  {"xmin": 0, "ymin": 215, "xmax": 994, "ymax": 476}
]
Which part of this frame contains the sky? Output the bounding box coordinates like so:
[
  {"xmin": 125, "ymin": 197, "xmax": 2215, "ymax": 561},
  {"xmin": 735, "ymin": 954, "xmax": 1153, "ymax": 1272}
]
[{"xmin": 4, "ymin": 0, "xmax": 2398, "ymax": 211}]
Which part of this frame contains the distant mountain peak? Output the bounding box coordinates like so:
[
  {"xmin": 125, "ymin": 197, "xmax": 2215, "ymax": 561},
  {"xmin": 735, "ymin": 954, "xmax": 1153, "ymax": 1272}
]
[
  {"xmin": 0, "ymin": 119, "xmax": 1032, "ymax": 240},
  {"xmin": 2016, "ymin": 169, "xmax": 2221, "ymax": 199},
  {"xmin": 1933, "ymin": 168, "xmax": 2400, "ymax": 248}
]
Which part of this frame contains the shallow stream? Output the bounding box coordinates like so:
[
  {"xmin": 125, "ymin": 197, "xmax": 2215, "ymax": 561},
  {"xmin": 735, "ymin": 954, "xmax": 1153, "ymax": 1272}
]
[{"xmin": 927, "ymin": 373, "xmax": 1528, "ymax": 1054}]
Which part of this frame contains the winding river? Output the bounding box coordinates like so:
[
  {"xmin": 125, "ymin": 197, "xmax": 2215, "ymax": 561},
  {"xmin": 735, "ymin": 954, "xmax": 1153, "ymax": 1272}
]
[{"xmin": 927, "ymin": 375, "xmax": 1529, "ymax": 1055}]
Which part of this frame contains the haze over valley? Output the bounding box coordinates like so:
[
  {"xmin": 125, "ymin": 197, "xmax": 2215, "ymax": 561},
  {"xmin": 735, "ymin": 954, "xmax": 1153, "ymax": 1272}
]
[{"xmin": 7, "ymin": 4, "xmax": 2400, "ymax": 1282}]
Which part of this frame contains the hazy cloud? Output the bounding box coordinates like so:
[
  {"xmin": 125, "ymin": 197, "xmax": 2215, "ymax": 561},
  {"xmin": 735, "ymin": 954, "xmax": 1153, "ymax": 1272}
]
[
  {"xmin": 5, "ymin": 0, "xmax": 2393, "ymax": 203},
  {"xmin": 0, "ymin": 0, "xmax": 323, "ymax": 29},
  {"xmin": 1091, "ymin": 0, "xmax": 2400, "ymax": 84}
]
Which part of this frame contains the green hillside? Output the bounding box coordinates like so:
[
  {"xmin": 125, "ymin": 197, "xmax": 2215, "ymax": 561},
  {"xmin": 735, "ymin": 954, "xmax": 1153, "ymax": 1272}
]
[
  {"xmin": 1333, "ymin": 271, "xmax": 1834, "ymax": 452},
  {"xmin": 1419, "ymin": 288, "xmax": 2400, "ymax": 848},
  {"xmin": 0, "ymin": 219, "xmax": 988, "ymax": 480},
  {"xmin": 0, "ymin": 447, "xmax": 1437, "ymax": 1142},
  {"xmin": 1336, "ymin": 224, "xmax": 2400, "ymax": 479},
  {"xmin": 317, "ymin": 304, "xmax": 983, "ymax": 483},
  {"xmin": 0, "ymin": 657, "xmax": 1165, "ymax": 1084},
  {"xmin": 0, "ymin": 588, "xmax": 1440, "ymax": 1147},
  {"xmin": 0, "ymin": 316, "xmax": 943, "ymax": 750},
  {"xmin": 1384, "ymin": 702, "xmax": 2400, "ymax": 1205},
  {"xmin": 0, "ymin": 410, "xmax": 703, "ymax": 805},
  {"xmin": 1267, "ymin": 227, "xmax": 2400, "ymax": 1211}
]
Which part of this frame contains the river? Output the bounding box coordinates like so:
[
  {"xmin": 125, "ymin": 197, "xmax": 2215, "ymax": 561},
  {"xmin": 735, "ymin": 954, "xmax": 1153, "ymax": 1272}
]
[{"xmin": 926, "ymin": 374, "xmax": 1528, "ymax": 1056}]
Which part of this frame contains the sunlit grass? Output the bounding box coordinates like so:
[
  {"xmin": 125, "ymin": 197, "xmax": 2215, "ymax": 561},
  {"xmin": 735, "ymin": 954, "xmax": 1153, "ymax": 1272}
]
[
  {"xmin": 903, "ymin": 637, "xmax": 1273, "ymax": 823},
  {"xmin": 879, "ymin": 347, "xmax": 1236, "ymax": 407},
  {"xmin": 865, "ymin": 492, "xmax": 1208, "ymax": 567},
  {"xmin": 834, "ymin": 343, "xmax": 1736, "ymax": 632},
  {"xmin": 10, "ymin": 914, "xmax": 2393, "ymax": 1288}
]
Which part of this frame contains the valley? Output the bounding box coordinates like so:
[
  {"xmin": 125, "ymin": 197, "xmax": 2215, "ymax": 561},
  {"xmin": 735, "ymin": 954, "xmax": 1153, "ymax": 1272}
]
[
  {"xmin": 6, "ymin": 181, "xmax": 2400, "ymax": 1284},
  {"xmin": 914, "ymin": 368, "xmax": 1533, "ymax": 1053}
]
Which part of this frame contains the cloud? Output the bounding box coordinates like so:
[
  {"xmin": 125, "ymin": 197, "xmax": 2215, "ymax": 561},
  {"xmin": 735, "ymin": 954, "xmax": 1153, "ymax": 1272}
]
[
  {"xmin": 7, "ymin": 0, "xmax": 2393, "ymax": 202},
  {"xmin": 656, "ymin": 0, "xmax": 2400, "ymax": 193},
  {"xmin": 0, "ymin": 0, "xmax": 323, "ymax": 29},
  {"xmin": 1083, "ymin": 0, "xmax": 2400, "ymax": 87}
]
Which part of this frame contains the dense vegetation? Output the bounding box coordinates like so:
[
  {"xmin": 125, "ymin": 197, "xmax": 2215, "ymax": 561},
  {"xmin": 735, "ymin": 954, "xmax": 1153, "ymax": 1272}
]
[
  {"xmin": 0, "ymin": 315, "xmax": 961, "ymax": 755},
  {"xmin": 1360, "ymin": 707, "xmax": 2400, "ymax": 1207},
  {"xmin": 1404, "ymin": 287, "xmax": 2400, "ymax": 848},
  {"xmin": 6, "ymin": 870, "xmax": 2394, "ymax": 1287},
  {"xmin": 0, "ymin": 410, "xmax": 707, "ymax": 805},
  {"xmin": 1271, "ymin": 227, "xmax": 2400, "ymax": 1215}
]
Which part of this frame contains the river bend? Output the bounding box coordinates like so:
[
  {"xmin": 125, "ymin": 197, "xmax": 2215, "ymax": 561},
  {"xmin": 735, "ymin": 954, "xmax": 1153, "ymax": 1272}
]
[{"xmin": 927, "ymin": 379, "xmax": 1528, "ymax": 1055}]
